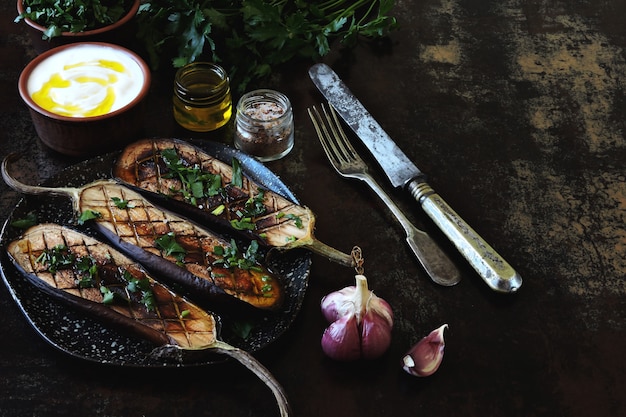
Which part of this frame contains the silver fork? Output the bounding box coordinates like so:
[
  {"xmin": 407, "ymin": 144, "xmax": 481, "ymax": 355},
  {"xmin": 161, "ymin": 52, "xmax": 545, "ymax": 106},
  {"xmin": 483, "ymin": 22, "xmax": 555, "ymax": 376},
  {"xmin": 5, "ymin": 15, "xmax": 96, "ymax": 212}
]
[{"xmin": 308, "ymin": 104, "xmax": 461, "ymax": 286}]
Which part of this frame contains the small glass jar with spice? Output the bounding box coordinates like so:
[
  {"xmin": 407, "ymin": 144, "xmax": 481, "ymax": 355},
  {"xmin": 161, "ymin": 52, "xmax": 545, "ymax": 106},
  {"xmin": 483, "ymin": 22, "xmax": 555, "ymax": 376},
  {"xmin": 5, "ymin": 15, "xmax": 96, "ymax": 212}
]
[
  {"xmin": 173, "ymin": 62, "xmax": 232, "ymax": 132},
  {"xmin": 234, "ymin": 89, "xmax": 294, "ymax": 161}
]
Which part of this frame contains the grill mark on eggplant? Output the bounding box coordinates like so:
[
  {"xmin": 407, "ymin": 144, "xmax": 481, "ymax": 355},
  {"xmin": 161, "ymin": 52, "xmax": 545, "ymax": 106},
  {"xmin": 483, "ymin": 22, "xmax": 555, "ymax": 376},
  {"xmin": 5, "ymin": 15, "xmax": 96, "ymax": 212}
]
[
  {"xmin": 82, "ymin": 182, "xmax": 282, "ymax": 311},
  {"xmin": 114, "ymin": 138, "xmax": 354, "ymax": 267},
  {"xmin": 7, "ymin": 224, "xmax": 216, "ymax": 348},
  {"xmin": 2, "ymin": 154, "xmax": 283, "ymax": 313},
  {"xmin": 117, "ymin": 138, "xmax": 306, "ymax": 244},
  {"xmin": 6, "ymin": 224, "xmax": 291, "ymax": 416}
]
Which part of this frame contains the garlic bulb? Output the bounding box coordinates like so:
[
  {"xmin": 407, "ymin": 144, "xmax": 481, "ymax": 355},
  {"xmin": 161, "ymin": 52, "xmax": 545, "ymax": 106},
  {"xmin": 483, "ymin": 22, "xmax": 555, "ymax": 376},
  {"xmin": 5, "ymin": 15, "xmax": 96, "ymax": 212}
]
[
  {"xmin": 402, "ymin": 324, "xmax": 448, "ymax": 377},
  {"xmin": 320, "ymin": 274, "xmax": 393, "ymax": 361}
]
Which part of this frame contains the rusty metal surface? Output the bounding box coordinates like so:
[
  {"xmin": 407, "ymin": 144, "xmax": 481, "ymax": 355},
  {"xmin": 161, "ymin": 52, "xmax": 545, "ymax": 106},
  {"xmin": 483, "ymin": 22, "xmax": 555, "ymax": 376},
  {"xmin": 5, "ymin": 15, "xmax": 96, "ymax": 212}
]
[{"xmin": 1, "ymin": 0, "xmax": 625, "ymax": 416}]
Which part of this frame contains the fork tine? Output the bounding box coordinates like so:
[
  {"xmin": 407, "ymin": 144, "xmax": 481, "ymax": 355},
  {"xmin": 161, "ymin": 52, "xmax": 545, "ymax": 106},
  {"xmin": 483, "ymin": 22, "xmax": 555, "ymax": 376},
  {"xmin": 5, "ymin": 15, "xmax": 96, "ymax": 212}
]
[
  {"xmin": 309, "ymin": 103, "xmax": 361, "ymax": 167},
  {"xmin": 322, "ymin": 104, "xmax": 358, "ymax": 163},
  {"xmin": 308, "ymin": 105, "xmax": 343, "ymax": 170},
  {"xmin": 308, "ymin": 106, "xmax": 332, "ymax": 159}
]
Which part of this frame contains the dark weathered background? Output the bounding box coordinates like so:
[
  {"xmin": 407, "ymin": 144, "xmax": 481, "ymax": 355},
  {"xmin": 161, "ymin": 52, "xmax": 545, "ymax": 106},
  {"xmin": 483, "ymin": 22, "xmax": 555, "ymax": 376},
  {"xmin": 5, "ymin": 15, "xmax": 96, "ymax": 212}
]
[{"xmin": 1, "ymin": 0, "xmax": 625, "ymax": 416}]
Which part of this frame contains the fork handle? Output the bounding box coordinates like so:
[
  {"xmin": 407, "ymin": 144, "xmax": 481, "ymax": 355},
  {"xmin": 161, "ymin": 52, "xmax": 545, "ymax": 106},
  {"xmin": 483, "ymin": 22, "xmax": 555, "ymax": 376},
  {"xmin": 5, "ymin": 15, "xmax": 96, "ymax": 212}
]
[
  {"xmin": 362, "ymin": 176, "xmax": 461, "ymax": 287},
  {"xmin": 407, "ymin": 179, "xmax": 522, "ymax": 293}
]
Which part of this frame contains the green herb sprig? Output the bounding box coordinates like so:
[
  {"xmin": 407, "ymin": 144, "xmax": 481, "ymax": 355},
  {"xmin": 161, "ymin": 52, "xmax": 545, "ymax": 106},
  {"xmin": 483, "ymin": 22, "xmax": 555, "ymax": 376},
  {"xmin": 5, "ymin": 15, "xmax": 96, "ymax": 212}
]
[
  {"xmin": 16, "ymin": 0, "xmax": 128, "ymax": 40},
  {"xmin": 213, "ymin": 239, "xmax": 262, "ymax": 271},
  {"xmin": 155, "ymin": 232, "xmax": 187, "ymax": 264},
  {"xmin": 276, "ymin": 212, "xmax": 303, "ymax": 229},
  {"xmin": 10, "ymin": 211, "xmax": 38, "ymax": 229},
  {"xmin": 135, "ymin": 0, "xmax": 398, "ymax": 91},
  {"xmin": 77, "ymin": 209, "xmax": 102, "ymax": 225},
  {"xmin": 126, "ymin": 271, "xmax": 157, "ymax": 311},
  {"xmin": 36, "ymin": 245, "xmax": 99, "ymax": 286},
  {"xmin": 35, "ymin": 245, "xmax": 156, "ymax": 311},
  {"xmin": 35, "ymin": 244, "xmax": 75, "ymax": 274},
  {"xmin": 161, "ymin": 148, "xmax": 224, "ymax": 206}
]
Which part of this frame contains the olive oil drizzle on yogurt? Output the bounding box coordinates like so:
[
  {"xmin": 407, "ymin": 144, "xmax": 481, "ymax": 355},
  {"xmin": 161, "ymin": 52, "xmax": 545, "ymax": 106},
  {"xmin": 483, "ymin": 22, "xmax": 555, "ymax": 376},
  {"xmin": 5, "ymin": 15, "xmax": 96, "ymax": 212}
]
[{"xmin": 31, "ymin": 59, "xmax": 133, "ymax": 117}]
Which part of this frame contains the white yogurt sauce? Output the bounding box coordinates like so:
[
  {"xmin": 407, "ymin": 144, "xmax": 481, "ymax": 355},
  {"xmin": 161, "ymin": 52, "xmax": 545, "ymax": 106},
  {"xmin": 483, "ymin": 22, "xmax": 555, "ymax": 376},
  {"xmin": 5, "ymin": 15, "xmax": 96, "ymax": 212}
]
[{"xmin": 27, "ymin": 44, "xmax": 145, "ymax": 117}]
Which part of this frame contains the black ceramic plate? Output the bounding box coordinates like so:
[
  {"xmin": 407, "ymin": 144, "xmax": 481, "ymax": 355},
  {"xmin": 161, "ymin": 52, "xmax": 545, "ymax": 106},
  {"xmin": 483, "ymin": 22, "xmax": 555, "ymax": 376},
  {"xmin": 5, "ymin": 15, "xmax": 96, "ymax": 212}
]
[{"xmin": 0, "ymin": 139, "xmax": 311, "ymax": 367}]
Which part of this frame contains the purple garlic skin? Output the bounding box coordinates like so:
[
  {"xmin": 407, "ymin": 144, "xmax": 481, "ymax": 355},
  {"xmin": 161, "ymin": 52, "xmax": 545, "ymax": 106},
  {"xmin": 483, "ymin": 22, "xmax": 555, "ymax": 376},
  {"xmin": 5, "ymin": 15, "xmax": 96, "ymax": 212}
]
[
  {"xmin": 321, "ymin": 313, "xmax": 361, "ymax": 361},
  {"xmin": 320, "ymin": 275, "xmax": 393, "ymax": 361},
  {"xmin": 402, "ymin": 324, "xmax": 448, "ymax": 377}
]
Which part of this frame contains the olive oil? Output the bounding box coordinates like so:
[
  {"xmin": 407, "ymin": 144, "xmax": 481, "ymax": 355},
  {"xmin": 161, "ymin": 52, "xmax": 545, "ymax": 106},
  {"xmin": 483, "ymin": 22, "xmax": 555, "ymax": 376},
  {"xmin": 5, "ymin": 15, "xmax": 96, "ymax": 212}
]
[
  {"xmin": 31, "ymin": 59, "xmax": 129, "ymax": 117},
  {"xmin": 173, "ymin": 63, "xmax": 232, "ymax": 132}
]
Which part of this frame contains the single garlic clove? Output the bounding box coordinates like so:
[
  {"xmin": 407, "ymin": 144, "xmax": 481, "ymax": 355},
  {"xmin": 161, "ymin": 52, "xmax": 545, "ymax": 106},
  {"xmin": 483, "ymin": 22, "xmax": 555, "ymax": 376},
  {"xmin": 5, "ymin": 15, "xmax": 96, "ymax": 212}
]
[
  {"xmin": 320, "ymin": 286, "xmax": 356, "ymax": 322},
  {"xmin": 321, "ymin": 313, "xmax": 361, "ymax": 361},
  {"xmin": 360, "ymin": 309, "xmax": 393, "ymax": 359},
  {"xmin": 368, "ymin": 295, "xmax": 394, "ymax": 328},
  {"xmin": 402, "ymin": 324, "xmax": 448, "ymax": 377}
]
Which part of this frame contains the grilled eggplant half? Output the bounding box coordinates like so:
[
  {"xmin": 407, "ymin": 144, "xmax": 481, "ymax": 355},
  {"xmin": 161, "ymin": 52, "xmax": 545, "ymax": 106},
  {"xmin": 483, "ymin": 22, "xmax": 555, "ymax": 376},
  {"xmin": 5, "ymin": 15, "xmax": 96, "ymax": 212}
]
[
  {"xmin": 6, "ymin": 224, "xmax": 290, "ymax": 417},
  {"xmin": 2, "ymin": 154, "xmax": 283, "ymax": 313},
  {"xmin": 113, "ymin": 138, "xmax": 354, "ymax": 267}
]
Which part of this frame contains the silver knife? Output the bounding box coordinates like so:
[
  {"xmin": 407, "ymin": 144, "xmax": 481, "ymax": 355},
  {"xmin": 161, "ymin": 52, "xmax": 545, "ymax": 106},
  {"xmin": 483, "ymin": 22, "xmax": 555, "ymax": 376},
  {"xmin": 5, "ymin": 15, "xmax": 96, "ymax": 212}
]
[{"xmin": 309, "ymin": 63, "xmax": 522, "ymax": 293}]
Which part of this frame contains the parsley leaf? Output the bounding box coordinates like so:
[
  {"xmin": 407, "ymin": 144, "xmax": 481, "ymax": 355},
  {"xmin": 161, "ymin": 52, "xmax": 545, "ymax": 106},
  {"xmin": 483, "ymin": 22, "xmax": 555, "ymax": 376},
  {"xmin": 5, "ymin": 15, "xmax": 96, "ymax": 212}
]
[
  {"xmin": 213, "ymin": 239, "xmax": 262, "ymax": 271},
  {"xmin": 161, "ymin": 148, "xmax": 224, "ymax": 206},
  {"xmin": 10, "ymin": 211, "xmax": 38, "ymax": 229},
  {"xmin": 125, "ymin": 272, "xmax": 157, "ymax": 312},
  {"xmin": 155, "ymin": 232, "xmax": 187, "ymax": 263},
  {"xmin": 231, "ymin": 157, "xmax": 243, "ymax": 188},
  {"xmin": 111, "ymin": 197, "xmax": 133, "ymax": 209},
  {"xmin": 276, "ymin": 212, "xmax": 303, "ymax": 228},
  {"xmin": 135, "ymin": 0, "xmax": 398, "ymax": 91},
  {"xmin": 77, "ymin": 209, "xmax": 101, "ymax": 225},
  {"xmin": 16, "ymin": 0, "xmax": 128, "ymax": 40}
]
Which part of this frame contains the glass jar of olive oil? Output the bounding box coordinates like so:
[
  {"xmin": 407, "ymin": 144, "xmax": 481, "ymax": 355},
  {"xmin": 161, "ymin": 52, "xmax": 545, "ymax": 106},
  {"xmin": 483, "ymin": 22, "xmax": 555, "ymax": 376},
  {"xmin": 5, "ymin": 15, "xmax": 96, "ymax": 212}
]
[{"xmin": 173, "ymin": 62, "xmax": 232, "ymax": 132}]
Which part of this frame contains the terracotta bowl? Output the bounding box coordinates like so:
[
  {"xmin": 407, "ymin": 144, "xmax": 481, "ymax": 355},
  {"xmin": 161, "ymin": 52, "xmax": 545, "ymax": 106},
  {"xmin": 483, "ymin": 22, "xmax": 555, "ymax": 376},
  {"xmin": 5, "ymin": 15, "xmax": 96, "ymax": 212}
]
[
  {"xmin": 17, "ymin": 0, "xmax": 141, "ymax": 54},
  {"xmin": 18, "ymin": 42, "xmax": 151, "ymax": 157}
]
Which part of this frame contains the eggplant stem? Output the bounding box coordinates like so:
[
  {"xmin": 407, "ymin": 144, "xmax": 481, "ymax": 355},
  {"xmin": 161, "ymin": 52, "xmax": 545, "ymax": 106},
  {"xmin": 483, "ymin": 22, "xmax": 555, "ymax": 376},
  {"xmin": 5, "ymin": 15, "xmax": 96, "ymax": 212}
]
[
  {"xmin": 2, "ymin": 153, "xmax": 83, "ymax": 211},
  {"xmin": 299, "ymin": 238, "xmax": 354, "ymax": 267},
  {"xmin": 4, "ymin": 152, "xmax": 291, "ymax": 415},
  {"xmin": 212, "ymin": 341, "xmax": 292, "ymax": 417}
]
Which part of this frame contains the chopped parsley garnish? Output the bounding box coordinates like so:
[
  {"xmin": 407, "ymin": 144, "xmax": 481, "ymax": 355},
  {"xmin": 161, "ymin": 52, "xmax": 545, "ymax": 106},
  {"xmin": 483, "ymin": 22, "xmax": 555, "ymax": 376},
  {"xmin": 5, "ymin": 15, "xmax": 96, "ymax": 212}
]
[
  {"xmin": 231, "ymin": 158, "xmax": 243, "ymax": 188},
  {"xmin": 160, "ymin": 149, "xmax": 267, "ymax": 233},
  {"xmin": 276, "ymin": 212, "xmax": 303, "ymax": 229},
  {"xmin": 35, "ymin": 244, "xmax": 75, "ymax": 274},
  {"xmin": 101, "ymin": 271, "xmax": 156, "ymax": 311},
  {"xmin": 243, "ymin": 190, "xmax": 266, "ymax": 217},
  {"xmin": 211, "ymin": 204, "xmax": 226, "ymax": 215},
  {"xmin": 35, "ymin": 245, "xmax": 156, "ymax": 311},
  {"xmin": 10, "ymin": 211, "xmax": 37, "ymax": 229},
  {"xmin": 100, "ymin": 286, "xmax": 116, "ymax": 305},
  {"xmin": 161, "ymin": 148, "xmax": 224, "ymax": 206},
  {"xmin": 230, "ymin": 216, "xmax": 256, "ymax": 231},
  {"xmin": 36, "ymin": 247, "xmax": 98, "ymax": 288},
  {"xmin": 213, "ymin": 239, "xmax": 262, "ymax": 271},
  {"xmin": 77, "ymin": 209, "xmax": 101, "ymax": 225},
  {"xmin": 260, "ymin": 275, "xmax": 273, "ymax": 296},
  {"xmin": 111, "ymin": 196, "xmax": 134, "ymax": 209},
  {"xmin": 230, "ymin": 320, "xmax": 254, "ymax": 340},
  {"xmin": 74, "ymin": 255, "xmax": 99, "ymax": 288},
  {"xmin": 125, "ymin": 271, "xmax": 156, "ymax": 312},
  {"xmin": 155, "ymin": 232, "xmax": 187, "ymax": 263}
]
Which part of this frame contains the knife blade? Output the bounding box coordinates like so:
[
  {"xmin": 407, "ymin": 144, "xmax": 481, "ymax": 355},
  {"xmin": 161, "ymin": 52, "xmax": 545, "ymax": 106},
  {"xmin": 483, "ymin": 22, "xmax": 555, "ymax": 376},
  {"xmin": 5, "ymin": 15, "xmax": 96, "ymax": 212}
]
[{"xmin": 309, "ymin": 63, "xmax": 522, "ymax": 293}]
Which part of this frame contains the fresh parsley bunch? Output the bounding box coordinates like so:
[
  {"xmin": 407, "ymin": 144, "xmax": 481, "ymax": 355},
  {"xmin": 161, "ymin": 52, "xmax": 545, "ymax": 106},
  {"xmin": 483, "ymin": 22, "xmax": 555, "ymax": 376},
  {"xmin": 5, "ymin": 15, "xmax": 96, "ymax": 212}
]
[
  {"xmin": 136, "ymin": 0, "xmax": 398, "ymax": 91},
  {"xmin": 16, "ymin": 0, "xmax": 128, "ymax": 40}
]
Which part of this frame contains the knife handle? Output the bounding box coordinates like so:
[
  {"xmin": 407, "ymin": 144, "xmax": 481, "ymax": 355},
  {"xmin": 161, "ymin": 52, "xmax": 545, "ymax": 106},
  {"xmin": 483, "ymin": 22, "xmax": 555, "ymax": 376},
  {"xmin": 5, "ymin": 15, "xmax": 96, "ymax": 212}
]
[{"xmin": 407, "ymin": 180, "xmax": 522, "ymax": 293}]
